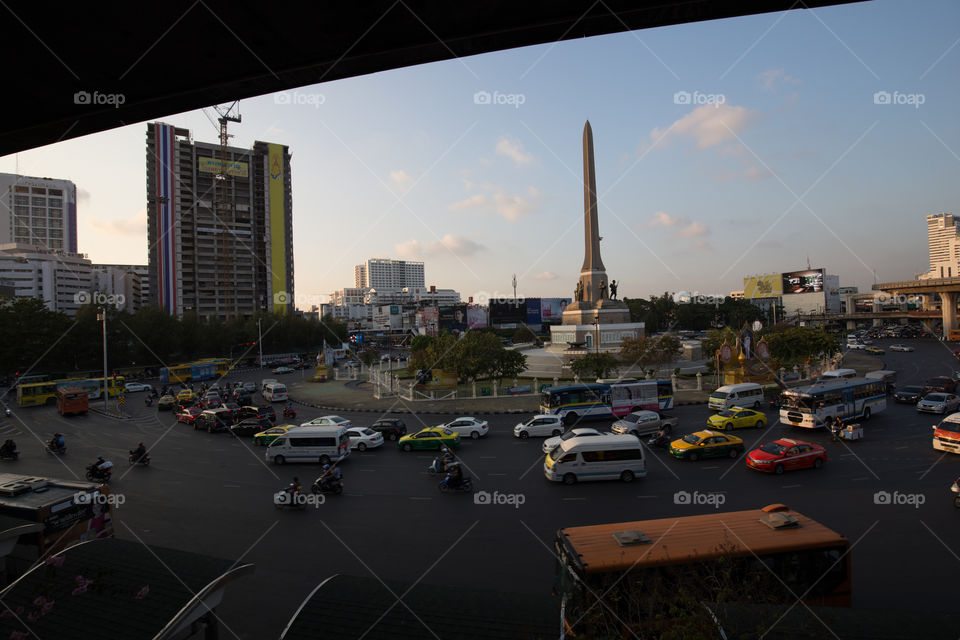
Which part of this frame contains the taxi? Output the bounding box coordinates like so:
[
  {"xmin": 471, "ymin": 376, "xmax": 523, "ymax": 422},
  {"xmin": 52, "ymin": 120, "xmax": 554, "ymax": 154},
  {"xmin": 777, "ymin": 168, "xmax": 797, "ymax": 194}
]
[
  {"xmin": 398, "ymin": 427, "xmax": 460, "ymax": 452},
  {"xmin": 669, "ymin": 430, "xmax": 744, "ymax": 461},
  {"xmin": 157, "ymin": 395, "xmax": 176, "ymax": 411},
  {"xmin": 176, "ymin": 389, "xmax": 196, "ymax": 404},
  {"xmin": 706, "ymin": 407, "xmax": 767, "ymax": 431},
  {"xmin": 254, "ymin": 424, "xmax": 298, "ymax": 446}
]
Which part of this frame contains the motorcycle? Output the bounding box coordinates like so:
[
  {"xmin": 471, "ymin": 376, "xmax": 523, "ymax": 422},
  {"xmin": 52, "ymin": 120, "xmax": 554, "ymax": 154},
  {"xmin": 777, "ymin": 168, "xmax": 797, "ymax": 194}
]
[
  {"xmin": 0, "ymin": 448, "xmax": 18, "ymax": 461},
  {"xmin": 647, "ymin": 433, "xmax": 671, "ymax": 449},
  {"xmin": 952, "ymin": 479, "xmax": 960, "ymax": 509},
  {"xmin": 427, "ymin": 456, "xmax": 453, "ymax": 474},
  {"xmin": 438, "ymin": 473, "xmax": 473, "ymax": 493},
  {"xmin": 46, "ymin": 441, "xmax": 66, "ymax": 455},
  {"xmin": 128, "ymin": 450, "xmax": 150, "ymax": 466},
  {"xmin": 85, "ymin": 464, "xmax": 112, "ymax": 482},
  {"xmin": 311, "ymin": 474, "xmax": 343, "ymax": 495},
  {"xmin": 282, "ymin": 407, "xmax": 297, "ymax": 419},
  {"xmin": 3, "ymin": 408, "xmax": 10, "ymax": 418},
  {"xmin": 145, "ymin": 396, "xmax": 153, "ymax": 407},
  {"xmin": 274, "ymin": 484, "xmax": 306, "ymax": 510}
]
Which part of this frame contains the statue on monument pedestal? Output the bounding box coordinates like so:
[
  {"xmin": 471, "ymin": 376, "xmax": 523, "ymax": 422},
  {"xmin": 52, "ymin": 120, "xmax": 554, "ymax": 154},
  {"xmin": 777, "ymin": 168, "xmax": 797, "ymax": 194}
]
[
  {"xmin": 599, "ymin": 280, "xmax": 607, "ymax": 300},
  {"xmin": 610, "ymin": 280, "xmax": 618, "ymax": 300},
  {"xmin": 575, "ymin": 281, "xmax": 583, "ymax": 302}
]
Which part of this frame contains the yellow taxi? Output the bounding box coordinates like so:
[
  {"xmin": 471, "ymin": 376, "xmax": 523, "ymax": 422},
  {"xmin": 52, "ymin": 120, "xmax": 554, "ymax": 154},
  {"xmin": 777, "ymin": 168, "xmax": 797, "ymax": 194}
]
[
  {"xmin": 254, "ymin": 424, "xmax": 298, "ymax": 446},
  {"xmin": 157, "ymin": 395, "xmax": 176, "ymax": 410},
  {"xmin": 669, "ymin": 430, "xmax": 745, "ymax": 461},
  {"xmin": 176, "ymin": 389, "xmax": 196, "ymax": 404},
  {"xmin": 706, "ymin": 407, "xmax": 767, "ymax": 431}
]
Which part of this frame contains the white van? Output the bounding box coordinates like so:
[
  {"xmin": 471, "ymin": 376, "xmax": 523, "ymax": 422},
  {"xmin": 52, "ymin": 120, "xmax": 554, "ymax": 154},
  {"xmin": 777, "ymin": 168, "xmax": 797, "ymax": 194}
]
[
  {"xmin": 708, "ymin": 383, "xmax": 763, "ymax": 411},
  {"xmin": 265, "ymin": 425, "xmax": 350, "ymax": 465},
  {"xmin": 543, "ymin": 434, "xmax": 646, "ymax": 484},
  {"xmin": 262, "ymin": 382, "xmax": 288, "ymax": 402},
  {"xmin": 820, "ymin": 368, "xmax": 857, "ymax": 380}
]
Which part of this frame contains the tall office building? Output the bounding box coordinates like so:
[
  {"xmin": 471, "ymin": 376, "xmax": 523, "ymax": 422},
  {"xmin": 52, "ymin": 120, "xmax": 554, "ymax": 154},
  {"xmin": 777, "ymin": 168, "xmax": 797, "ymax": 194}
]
[
  {"xmin": 0, "ymin": 243, "xmax": 93, "ymax": 315},
  {"xmin": 0, "ymin": 173, "xmax": 78, "ymax": 253},
  {"xmin": 353, "ymin": 258, "xmax": 424, "ymax": 289},
  {"xmin": 921, "ymin": 213, "xmax": 960, "ymax": 279},
  {"xmin": 146, "ymin": 123, "xmax": 294, "ymax": 318}
]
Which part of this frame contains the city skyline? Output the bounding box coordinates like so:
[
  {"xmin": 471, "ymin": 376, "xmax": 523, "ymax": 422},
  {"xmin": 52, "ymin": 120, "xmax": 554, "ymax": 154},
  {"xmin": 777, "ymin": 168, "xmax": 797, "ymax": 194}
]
[{"xmin": 0, "ymin": 0, "xmax": 957, "ymax": 308}]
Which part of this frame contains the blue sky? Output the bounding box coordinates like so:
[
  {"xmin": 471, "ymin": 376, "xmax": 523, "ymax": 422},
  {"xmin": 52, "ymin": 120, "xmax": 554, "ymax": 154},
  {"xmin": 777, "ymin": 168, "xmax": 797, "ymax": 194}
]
[{"xmin": 2, "ymin": 0, "xmax": 958, "ymax": 308}]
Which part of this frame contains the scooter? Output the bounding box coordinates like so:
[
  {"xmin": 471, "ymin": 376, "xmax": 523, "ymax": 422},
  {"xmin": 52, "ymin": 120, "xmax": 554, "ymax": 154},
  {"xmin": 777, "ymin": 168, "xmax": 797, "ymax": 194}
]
[
  {"xmin": 128, "ymin": 451, "xmax": 151, "ymax": 466},
  {"xmin": 282, "ymin": 406, "xmax": 297, "ymax": 419},
  {"xmin": 952, "ymin": 479, "xmax": 960, "ymax": 509},
  {"xmin": 85, "ymin": 464, "xmax": 112, "ymax": 482},
  {"xmin": 46, "ymin": 441, "xmax": 66, "ymax": 455},
  {"xmin": 647, "ymin": 433, "xmax": 671, "ymax": 449},
  {"xmin": 427, "ymin": 456, "xmax": 452, "ymax": 474},
  {"xmin": 311, "ymin": 474, "xmax": 343, "ymax": 495},
  {"xmin": 274, "ymin": 484, "xmax": 307, "ymax": 510},
  {"xmin": 0, "ymin": 448, "xmax": 19, "ymax": 461},
  {"xmin": 145, "ymin": 397, "xmax": 153, "ymax": 407},
  {"xmin": 438, "ymin": 473, "xmax": 472, "ymax": 493}
]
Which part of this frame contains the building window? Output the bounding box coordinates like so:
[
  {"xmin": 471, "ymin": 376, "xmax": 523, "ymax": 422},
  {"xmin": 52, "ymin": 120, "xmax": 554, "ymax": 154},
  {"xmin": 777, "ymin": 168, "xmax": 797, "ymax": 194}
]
[
  {"xmin": 48, "ymin": 198, "xmax": 62, "ymax": 209},
  {"xmin": 14, "ymin": 186, "xmax": 29, "ymax": 194},
  {"xmin": 31, "ymin": 187, "xmax": 46, "ymax": 194},
  {"xmin": 31, "ymin": 197, "xmax": 45, "ymax": 207},
  {"xmin": 14, "ymin": 195, "xmax": 28, "ymax": 205}
]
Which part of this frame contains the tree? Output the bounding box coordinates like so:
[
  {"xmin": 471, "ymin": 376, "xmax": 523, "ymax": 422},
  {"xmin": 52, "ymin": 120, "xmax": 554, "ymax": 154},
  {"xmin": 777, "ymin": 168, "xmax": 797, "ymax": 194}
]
[
  {"xmin": 763, "ymin": 326, "xmax": 838, "ymax": 364},
  {"xmin": 619, "ymin": 336, "xmax": 653, "ymax": 371},
  {"xmin": 570, "ymin": 352, "xmax": 620, "ymax": 380},
  {"xmin": 358, "ymin": 348, "xmax": 380, "ymax": 367},
  {"xmin": 492, "ymin": 349, "xmax": 527, "ymax": 382},
  {"xmin": 620, "ymin": 335, "xmax": 682, "ymax": 375},
  {"xmin": 647, "ymin": 334, "xmax": 683, "ymax": 373}
]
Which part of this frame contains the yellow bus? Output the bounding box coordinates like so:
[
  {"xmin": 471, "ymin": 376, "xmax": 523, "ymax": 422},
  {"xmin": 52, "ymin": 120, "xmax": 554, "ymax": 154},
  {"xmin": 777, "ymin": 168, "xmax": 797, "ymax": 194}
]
[
  {"xmin": 17, "ymin": 376, "xmax": 125, "ymax": 407},
  {"xmin": 554, "ymin": 504, "xmax": 851, "ymax": 638},
  {"xmin": 159, "ymin": 359, "xmax": 230, "ymax": 384}
]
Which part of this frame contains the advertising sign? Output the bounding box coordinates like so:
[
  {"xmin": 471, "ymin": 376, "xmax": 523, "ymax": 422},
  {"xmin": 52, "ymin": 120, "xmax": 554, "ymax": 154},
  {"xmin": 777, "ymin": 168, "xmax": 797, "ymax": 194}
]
[
  {"xmin": 198, "ymin": 157, "xmax": 250, "ymax": 178},
  {"xmin": 742, "ymin": 274, "xmax": 783, "ymax": 299},
  {"xmin": 439, "ymin": 305, "xmax": 467, "ymax": 333},
  {"xmin": 466, "ymin": 305, "xmax": 487, "ymax": 328},
  {"xmin": 781, "ymin": 269, "xmax": 824, "ymax": 295},
  {"xmin": 489, "ymin": 300, "xmax": 526, "ymax": 326},
  {"xmin": 420, "ymin": 306, "xmax": 439, "ymax": 336},
  {"xmin": 525, "ymin": 298, "xmax": 542, "ymax": 325},
  {"xmin": 540, "ymin": 298, "xmax": 571, "ymax": 322}
]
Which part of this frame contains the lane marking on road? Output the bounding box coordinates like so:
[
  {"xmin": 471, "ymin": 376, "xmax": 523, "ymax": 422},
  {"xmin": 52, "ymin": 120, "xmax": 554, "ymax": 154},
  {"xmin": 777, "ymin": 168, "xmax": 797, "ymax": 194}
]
[
  {"xmin": 636, "ymin": 495, "xmax": 657, "ymax": 499},
  {"xmin": 410, "ymin": 496, "xmax": 432, "ymax": 501},
  {"xmin": 357, "ymin": 468, "xmax": 376, "ymax": 472},
  {"xmin": 487, "ymin": 472, "xmax": 507, "ymax": 476},
  {"xmin": 224, "ymin": 484, "xmax": 242, "ymax": 488},
  {"xmin": 782, "ymin": 484, "xmax": 802, "ymax": 489},
  {"xmin": 562, "ymin": 497, "xmax": 586, "ymax": 501},
  {"xmin": 702, "ymin": 466, "xmax": 719, "ymax": 469},
  {"xmin": 479, "ymin": 456, "xmax": 497, "ymax": 459},
  {"xmin": 852, "ymin": 477, "xmax": 871, "ymax": 481}
]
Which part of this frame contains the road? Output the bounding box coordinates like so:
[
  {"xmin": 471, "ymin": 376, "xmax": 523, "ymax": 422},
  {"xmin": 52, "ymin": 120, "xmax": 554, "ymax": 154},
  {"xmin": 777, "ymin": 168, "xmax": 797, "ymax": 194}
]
[{"xmin": 3, "ymin": 337, "xmax": 958, "ymax": 638}]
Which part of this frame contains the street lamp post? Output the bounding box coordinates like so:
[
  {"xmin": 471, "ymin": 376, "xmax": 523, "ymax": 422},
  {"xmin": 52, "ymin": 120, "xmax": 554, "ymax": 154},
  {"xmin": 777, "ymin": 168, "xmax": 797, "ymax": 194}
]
[
  {"xmin": 257, "ymin": 319, "xmax": 264, "ymax": 368},
  {"xmin": 593, "ymin": 310, "xmax": 600, "ymax": 355},
  {"xmin": 97, "ymin": 307, "xmax": 108, "ymax": 412}
]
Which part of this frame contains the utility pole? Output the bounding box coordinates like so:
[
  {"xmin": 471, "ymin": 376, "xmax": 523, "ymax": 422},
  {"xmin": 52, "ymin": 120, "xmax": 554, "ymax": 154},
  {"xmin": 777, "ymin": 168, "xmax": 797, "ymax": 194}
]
[
  {"xmin": 97, "ymin": 307, "xmax": 108, "ymax": 412},
  {"xmin": 257, "ymin": 318, "xmax": 264, "ymax": 368}
]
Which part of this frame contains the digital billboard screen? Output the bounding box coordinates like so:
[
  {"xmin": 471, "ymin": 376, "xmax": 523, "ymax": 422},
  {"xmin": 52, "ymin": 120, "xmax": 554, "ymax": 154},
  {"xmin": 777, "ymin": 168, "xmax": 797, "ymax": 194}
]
[
  {"xmin": 742, "ymin": 274, "xmax": 783, "ymax": 299},
  {"xmin": 439, "ymin": 305, "xmax": 467, "ymax": 332},
  {"xmin": 782, "ymin": 269, "xmax": 824, "ymax": 294},
  {"xmin": 540, "ymin": 298, "xmax": 571, "ymax": 322},
  {"xmin": 489, "ymin": 300, "xmax": 526, "ymax": 326}
]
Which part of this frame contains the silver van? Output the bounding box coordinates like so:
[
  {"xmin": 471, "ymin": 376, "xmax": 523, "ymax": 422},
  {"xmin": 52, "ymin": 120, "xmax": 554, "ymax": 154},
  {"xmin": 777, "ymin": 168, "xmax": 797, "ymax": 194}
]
[
  {"xmin": 265, "ymin": 425, "xmax": 351, "ymax": 465},
  {"xmin": 543, "ymin": 435, "xmax": 646, "ymax": 484}
]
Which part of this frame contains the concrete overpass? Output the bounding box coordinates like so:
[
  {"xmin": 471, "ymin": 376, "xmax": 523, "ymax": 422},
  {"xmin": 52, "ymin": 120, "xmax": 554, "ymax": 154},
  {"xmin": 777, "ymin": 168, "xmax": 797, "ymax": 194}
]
[{"xmin": 873, "ymin": 278, "xmax": 960, "ymax": 333}]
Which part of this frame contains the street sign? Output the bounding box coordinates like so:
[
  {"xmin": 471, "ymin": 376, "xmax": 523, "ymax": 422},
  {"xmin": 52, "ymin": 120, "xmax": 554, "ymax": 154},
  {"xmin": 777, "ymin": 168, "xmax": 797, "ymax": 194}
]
[{"xmin": 118, "ymin": 394, "xmax": 126, "ymax": 405}]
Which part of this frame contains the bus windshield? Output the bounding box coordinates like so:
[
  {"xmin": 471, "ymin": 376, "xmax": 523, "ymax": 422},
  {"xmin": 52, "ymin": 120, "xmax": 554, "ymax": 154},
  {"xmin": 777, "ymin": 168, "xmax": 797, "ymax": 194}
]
[{"xmin": 782, "ymin": 394, "xmax": 815, "ymax": 412}]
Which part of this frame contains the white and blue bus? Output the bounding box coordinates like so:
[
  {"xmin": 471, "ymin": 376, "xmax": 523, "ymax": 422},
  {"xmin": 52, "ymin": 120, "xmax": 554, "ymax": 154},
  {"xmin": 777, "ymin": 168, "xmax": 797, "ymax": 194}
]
[
  {"xmin": 779, "ymin": 377, "xmax": 887, "ymax": 429},
  {"xmin": 540, "ymin": 380, "xmax": 674, "ymax": 426}
]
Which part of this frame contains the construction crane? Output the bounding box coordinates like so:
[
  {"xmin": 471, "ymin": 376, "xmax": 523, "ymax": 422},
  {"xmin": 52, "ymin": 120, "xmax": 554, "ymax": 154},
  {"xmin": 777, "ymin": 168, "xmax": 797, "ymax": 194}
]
[{"xmin": 213, "ymin": 101, "xmax": 241, "ymax": 319}]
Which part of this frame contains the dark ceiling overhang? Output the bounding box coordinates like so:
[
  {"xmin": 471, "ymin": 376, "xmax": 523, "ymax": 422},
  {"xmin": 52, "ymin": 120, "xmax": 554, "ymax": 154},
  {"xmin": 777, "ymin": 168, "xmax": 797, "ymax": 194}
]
[{"xmin": 0, "ymin": 0, "xmax": 866, "ymax": 155}]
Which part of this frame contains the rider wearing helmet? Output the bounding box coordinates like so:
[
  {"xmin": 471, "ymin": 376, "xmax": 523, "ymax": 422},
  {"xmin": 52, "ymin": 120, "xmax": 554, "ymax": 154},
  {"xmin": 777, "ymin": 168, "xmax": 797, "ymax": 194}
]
[
  {"xmin": 131, "ymin": 442, "xmax": 147, "ymax": 462},
  {"xmin": 445, "ymin": 461, "xmax": 464, "ymax": 487},
  {"xmin": 49, "ymin": 433, "xmax": 65, "ymax": 451}
]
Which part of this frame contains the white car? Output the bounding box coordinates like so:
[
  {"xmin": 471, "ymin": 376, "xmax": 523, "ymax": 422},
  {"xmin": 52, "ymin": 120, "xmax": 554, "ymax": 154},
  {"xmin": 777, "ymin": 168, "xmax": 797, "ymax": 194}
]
[
  {"xmin": 345, "ymin": 427, "xmax": 384, "ymax": 451},
  {"xmin": 846, "ymin": 342, "xmax": 866, "ymax": 350},
  {"xmin": 542, "ymin": 427, "xmax": 604, "ymax": 454},
  {"xmin": 301, "ymin": 415, "xmax": 353, "ymax": 428},
  {"xmin": 438, "ymin": 417, "xmax": 489, "ymax": 439},
  {"xmin": 261, "ymin": 378, "xmax": 278, "ymax": 392},
  {"xmin": 889, "ymin": 344, "xmax": 914, "ymax": 352},
  {"xmin": 272, "ymin": 366, "xmax": 294, "ymax": 374},
  {"xmin": 123, "ymin": 382, "xmax": 151, "ymax": 393},
  {"xmin": 513, "ymin": 415, "xmax": 564, "ymax": 439},
  {"xmin": 917, "ymin": 393, "xmax": 960, "ymax": 414}
]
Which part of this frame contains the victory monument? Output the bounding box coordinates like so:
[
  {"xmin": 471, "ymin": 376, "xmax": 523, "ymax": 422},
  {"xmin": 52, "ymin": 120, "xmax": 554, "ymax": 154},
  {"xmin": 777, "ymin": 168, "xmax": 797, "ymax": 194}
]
[{"xmin": 549, "ymin": 121, "xmax": 645, "ymax": 352}]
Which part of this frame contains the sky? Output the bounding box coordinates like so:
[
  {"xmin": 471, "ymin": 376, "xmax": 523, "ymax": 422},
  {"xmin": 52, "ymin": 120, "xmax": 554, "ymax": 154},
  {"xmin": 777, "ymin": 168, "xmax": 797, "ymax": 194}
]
[{"xmin": 1, "ymin": 0, "xmax": 958, "ymax": 309}]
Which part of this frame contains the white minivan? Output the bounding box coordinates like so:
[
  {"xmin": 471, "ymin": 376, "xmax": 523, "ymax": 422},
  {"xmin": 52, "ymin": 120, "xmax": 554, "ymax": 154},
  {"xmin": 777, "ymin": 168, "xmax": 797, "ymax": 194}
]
[
  {"xmin": 543, "ymin": 434, "xmax": 646, "ymax": 484},
  {"xmin": 265, "ymin": 425, "xmax": 350, "ymax": 465},
  {"xmin": 820, "ymin": 368, "xmax": 857, "ymax": 380},
  {"xmin": 262, "ymin": 382, "xmax": 288, "ymax": 402},
  {"xmin": 708, "ymin": 383, "xmax": 763, "ymax": 411}
]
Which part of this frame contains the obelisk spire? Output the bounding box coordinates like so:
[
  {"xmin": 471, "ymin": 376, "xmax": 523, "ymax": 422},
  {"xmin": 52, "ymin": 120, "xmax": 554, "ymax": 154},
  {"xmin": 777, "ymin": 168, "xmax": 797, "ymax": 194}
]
[{"xmin": 582, "ymin": 120, "xmax": 605, "ymax": 274}]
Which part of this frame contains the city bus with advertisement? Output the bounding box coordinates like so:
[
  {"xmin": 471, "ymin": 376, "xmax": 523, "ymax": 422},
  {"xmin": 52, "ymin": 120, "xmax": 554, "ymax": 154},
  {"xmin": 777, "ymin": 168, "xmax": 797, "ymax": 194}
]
[
  {"xmin": 0, "ymin": 473, "xmax": 115, "ymax": 560},
  {"xmin": 17, "ymin": 376, "xmax": 126, "ymax": 407},
  {"xmin": 56, "ymin": 387, "xmax": 89, "ymax": 416},
  {"xmin": 540, "ymin": 380, "xmax": 674, "ymax": 426},
  {"xmin": 554, "ymin": 503, "xmax": 850, "ymax": 636},
  {"xmin": 158, "ymin": 359, "xmax": 230, "ymax": 384},
  {"xmin": 779, "ymin": 377, "xmax": 886, "ymax": 429}
]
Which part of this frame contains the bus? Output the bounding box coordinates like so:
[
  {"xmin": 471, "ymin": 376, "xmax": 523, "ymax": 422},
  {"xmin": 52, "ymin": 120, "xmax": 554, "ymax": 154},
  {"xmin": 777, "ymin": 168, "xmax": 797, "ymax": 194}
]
[
  {"xmin": 554, "ymin": 504, "xmax": 851, "ymax": 637},
  {"xmin": 17, "ymin": 376, "xmax": 126, "ymax": 407},
  {"xmin": 159, "ymin": 359, "xmax": 230, "ymax": 384},
  {"xmin": 779, "ymin": 377, "xmax": 886, "ymax": 429},
  {"xmin": 56, "ymin": 387, "xmax": 89, "ymax": 416},
  {"xmin": 540, "ymin": 380, "xmax": 673, "ymax": 425}
]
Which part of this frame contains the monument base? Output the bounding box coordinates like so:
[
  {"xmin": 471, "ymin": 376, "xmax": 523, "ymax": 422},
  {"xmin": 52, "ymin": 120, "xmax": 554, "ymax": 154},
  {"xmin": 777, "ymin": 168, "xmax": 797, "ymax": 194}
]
[
  {"xmin": 548, "ymin": 322, "xmax": 645, "ymax": 353},
  {"xmin": 561, "ymin": 298, "xmax": 632, "ymax": 325}
]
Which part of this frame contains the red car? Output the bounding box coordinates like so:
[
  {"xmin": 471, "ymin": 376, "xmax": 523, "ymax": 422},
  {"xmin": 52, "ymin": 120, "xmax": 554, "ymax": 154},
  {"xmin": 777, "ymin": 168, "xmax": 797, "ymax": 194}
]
[
  {"xmin": 745, "ymin": 438, "xmax": 826, "ymax": 474},
  {"xmin": 176, "ymin": 406, "xmax": 203, "ymax": 425}
]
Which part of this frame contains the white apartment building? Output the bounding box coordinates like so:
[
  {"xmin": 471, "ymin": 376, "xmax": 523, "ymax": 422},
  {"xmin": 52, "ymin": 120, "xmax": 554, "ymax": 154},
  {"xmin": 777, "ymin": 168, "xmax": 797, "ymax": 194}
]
[
  {"xmin": 920, "ymin": 213, "xmax": 960, "ymax": 279},
  {"xmin": 0, "ymin": 243, "xmax": 93, "ymax": 315},
  {"xmin": 91, "ymin": 265, "xmax": 141, "ymax": 313},
  {"xmin": 0, "ymin": 173, "xmax": 78, "ymax": 253},
  {"xmin": 354, "ymin": 258, "xmax": 425, "ymax": 289}
]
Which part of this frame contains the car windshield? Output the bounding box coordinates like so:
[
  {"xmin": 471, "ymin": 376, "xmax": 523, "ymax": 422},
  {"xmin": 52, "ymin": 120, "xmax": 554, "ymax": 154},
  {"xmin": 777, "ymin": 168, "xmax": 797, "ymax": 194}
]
[
  {"xmin": 547, "ymin": 445, "xmax": 564, "ymax": 460},
  {"xmin": 561, "ymin": 430, "xmax": 589, "ymax": 441},
  {"xmin": 682, "ymin": 433, "xmax": 704, "ymax": 445},
  {"xmin": 759, "ymin": 442, "xmax": 787, "ymax": 455},
  {"xmin": 717, "ymin": 410, "xmax": 736, "ymax": 418},
  {"xmin": 361, "ymin": 428, "xmax": 376, "ymax": 436},
  {"xmin": 710, "ymin": 391, "xmax": 729, "ymax": 400},
  {"xmin": 938, "ymin": 421, "xmax": 960, "ymax": 434},
  {"xmin": 926, "ymin": 394, "xmax": 947, "ymax": 402},
  {"xmin": 620, "ymin": 414, "xmax": 640, "ymax": 424},
  {"xmin": 900, "ymin": 386, "xmax": 922, "ymax": 393}
]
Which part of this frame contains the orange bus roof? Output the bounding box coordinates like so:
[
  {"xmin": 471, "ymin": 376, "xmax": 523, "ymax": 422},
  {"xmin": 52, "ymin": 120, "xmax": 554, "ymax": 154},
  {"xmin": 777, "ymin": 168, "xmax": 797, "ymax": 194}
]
[{"xmin": 558, "ymin": 505, "xmax": 847, "ymax": 574}]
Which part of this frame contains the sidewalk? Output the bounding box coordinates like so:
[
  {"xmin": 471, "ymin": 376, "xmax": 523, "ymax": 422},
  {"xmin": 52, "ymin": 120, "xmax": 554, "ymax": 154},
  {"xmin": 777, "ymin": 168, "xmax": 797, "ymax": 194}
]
[{"xmin": 286, "ymin": 379, "xmax": 712, "ymax": 415}]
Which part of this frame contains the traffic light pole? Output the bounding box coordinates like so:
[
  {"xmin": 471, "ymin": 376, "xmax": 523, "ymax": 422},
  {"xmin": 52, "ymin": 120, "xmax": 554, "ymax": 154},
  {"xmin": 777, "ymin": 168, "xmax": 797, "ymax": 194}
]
[
  {"xmin": 97, "ymin": 307, "xmax": 108, "ymax": 412},
  {"xmin": 257, "ymin": 319, "xmax": 264, "ymax": 368}
]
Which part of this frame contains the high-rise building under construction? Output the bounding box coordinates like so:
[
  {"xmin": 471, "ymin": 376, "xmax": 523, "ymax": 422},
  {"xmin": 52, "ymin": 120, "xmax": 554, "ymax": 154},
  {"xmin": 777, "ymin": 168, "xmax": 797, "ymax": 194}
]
[{"xmin": 146, "ymin": 122, "xmax": 293, "ymax": 318}]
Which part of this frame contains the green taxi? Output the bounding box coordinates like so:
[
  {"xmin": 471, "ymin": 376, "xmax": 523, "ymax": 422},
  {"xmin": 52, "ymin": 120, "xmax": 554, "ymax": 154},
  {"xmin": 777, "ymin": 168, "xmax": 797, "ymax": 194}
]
[
  {"xmin": 706, "ymin": 407, "xmax": 766, "ymax": 431},
  {"xmin": 398, "ymin": 427, "xmax": 460, "ymax": 452},
  {"xmin": 254, "ymin": 424, "xmax": 298, "ymax": 446},
  {"xmin": 669, "ymin": 430, "xmax": 744, "ymax": 461}
]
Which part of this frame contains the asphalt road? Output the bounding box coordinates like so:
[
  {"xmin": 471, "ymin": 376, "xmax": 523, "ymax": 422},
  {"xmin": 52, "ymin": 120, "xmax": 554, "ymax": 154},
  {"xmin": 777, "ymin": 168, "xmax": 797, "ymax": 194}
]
[{"xmin": 3, "ymin": 336, "xmax": 959, "ymax": 638}]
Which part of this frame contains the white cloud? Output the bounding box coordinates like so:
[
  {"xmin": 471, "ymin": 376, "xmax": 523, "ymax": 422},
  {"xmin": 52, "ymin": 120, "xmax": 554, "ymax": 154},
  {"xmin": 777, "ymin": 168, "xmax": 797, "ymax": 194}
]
[
  {"xmin": 448, "ymin": 194, "xmax": 487, "ymax": 211},
  {"xmin": 645, "ymin": 211, "xmax": 709, "ymax": 240},
  {"xmin": 649, "ymin": 211, "xmax": 684, "ymax": 228},
  {"xmin": 77, "ymin": 187, "xmax": 91, "ymax": 205},
  {"xmin": 649, "ymin": 103, "xmax": 761, "ymax": 150},
  {"xmin": 533, "ymin": 271, "xmax": 557, "ymax": 281},
  {"xmin": 743, "ymin": 166, "xmax": 771, "ymax": 180},
  {"xmin": 677, "ymin": 221, "xmax": 709, "ymax": 238},
  {"xmin": 495, "ymin": 137, "xmax": 534, "ymax": 166},
  {"xmin": 389, "ymin": 170, "xmax": 413, "ymax": 192},
  {"xmin": 394, "ymin": 234, "xmax": 485, "ymax": 259},
  {"xmin": 757, "ymin": 69, "xmax": 800, "ymax": 90},
  {"xmin": 86, "ymin": 209, "xmax": 146, "ymax": 236},
  {"xmin": 494, "ymin": 186, "xmax": 540, "ymax": 221}
]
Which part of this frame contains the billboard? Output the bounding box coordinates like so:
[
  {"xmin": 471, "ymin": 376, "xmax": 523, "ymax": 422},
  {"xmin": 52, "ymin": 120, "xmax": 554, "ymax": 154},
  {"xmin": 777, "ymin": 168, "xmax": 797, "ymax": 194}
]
[
  {"xmin": 782, "ymin": 269, "xmax": 824, "ymax": 295},
  {"xmin": 525, "ymin": 298, "xmax": 542, "ymax": 325},
  {"xmin": 439, "ymin": 305, "xmax": 467, "ymax": 333},
  {"xmin": 489, "ymin": 300, "xmax": 526, "ymax": 326},
  {"xmin": 467, "ymin": 305, "xmax": 487, "ymax": 328},
  {"xmin": 540, "ymin": 298, "xmax": 571, "ymax": 322},
  {"xmin": 742, "ymin": 274, "xmax": 782, "ymax": 299},
  {"xmin": 420, "ymin": 306, "xmax": 439, "ymax": 336},
  {"xmin": 198, "ymin": 157, "xmax": 249, "ymax": 178}
]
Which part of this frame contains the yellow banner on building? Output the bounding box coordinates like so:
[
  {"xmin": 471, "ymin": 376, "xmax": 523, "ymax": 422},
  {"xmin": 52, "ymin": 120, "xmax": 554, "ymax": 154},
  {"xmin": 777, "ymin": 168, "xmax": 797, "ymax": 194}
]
[
  {"xmin": 743, "ymin": 274, "xmax": 783, "ymax": 299},
  {"xmin": 198, "ymin": 157, "xmax": 249, "ymax": 178},
  {"xmin": 268, "ymin": 143, "xmax": 288, "ymax": 315}
]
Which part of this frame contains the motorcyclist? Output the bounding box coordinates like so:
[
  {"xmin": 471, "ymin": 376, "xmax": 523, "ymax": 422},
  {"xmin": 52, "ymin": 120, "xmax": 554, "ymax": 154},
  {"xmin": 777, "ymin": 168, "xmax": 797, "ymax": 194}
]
[
  {"xmin": 130, "ymin": 442, "xmax": 147, "ymax": 463},
  {"xmin": 3, "ymin": 407, "xmax": 10, "ymax": 418},
  {"xmin": 145, "ymin": 395, "xmax": 153, "ymax": 407},
  {"xmin": 284, "ymin": 402, "xmax": 295, "ymax": 415},
  {"xmin": 445, "ymin": 461, "xmax": 464, "ymax": 487},
  {"xmin": 49, "ymin": 433, "xmax": 65, "ymax": 452},
  {"xmin": 319, "ymin": 464, "xmax": 342, "ymax": 490},
  {"xmin": 90, "ymin": 456, "xmax": 113, "ymax": 478},
  {"xmin": 285, "ymin": 476, "xmax": 301, "ymax": 496},
  {"xmin": 0, "ymin": 439, "xmax": 17, "ymax": 457}
]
